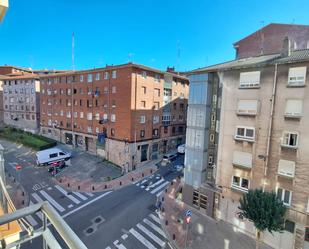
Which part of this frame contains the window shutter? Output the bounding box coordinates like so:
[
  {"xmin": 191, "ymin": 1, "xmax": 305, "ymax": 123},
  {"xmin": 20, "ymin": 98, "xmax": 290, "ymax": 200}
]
[
  {"xmin": 285, "ymin": 99, "xmax": 303, "ymax": 117},
  {"xmin": 278, "ymin": 159, "xmax": 295, "ymax": 178},
  {"xmin": 239, "ymin": 71, "xmax": 260, "ymax": 87},
  {"xmin": 288, "ymin": 67, "xmax": 306, "ymax": 86},
  {"xmin": 232, "ymin": 151, "xmax": 252, "ymax": 169},
  {"xmin": 237, "ymin": 100, "xmax": 258, "ymax": 115}
]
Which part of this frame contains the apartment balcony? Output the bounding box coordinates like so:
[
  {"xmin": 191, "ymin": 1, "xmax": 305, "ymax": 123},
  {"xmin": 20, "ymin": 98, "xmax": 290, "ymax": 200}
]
[
  {"xmin": 0, "ymin": 0, "xmax": 8, "ymax": 21},
  {"xmin": 164, "ymin": 81, "xmax": 172, "ymax": 89}
]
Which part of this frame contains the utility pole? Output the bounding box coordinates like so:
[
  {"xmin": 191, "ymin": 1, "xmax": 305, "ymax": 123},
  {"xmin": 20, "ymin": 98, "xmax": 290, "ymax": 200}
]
[
  {"xmin": 71, "ymin": 32, "xmax": 75, "ymax": 147},
  {"xmin": 0, "ymin": 144, "xmax": 8, "ymax": 213}
]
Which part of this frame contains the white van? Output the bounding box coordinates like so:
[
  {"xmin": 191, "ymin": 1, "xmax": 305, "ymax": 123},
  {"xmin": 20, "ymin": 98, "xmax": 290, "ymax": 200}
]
[
  {"xmin": 36, "ymin": 148, "xmax": 71, "ymax": 166},
  {"xmin": 161, "ymin": 152, "xmax": 177, "ymax": 166}
]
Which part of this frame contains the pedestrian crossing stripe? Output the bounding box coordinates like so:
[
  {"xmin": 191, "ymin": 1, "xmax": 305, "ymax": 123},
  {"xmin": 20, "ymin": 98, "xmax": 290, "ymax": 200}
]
[
  {"xmin": 129, "ymin": 228, "xmax": 157, "ymax": 249},
  {"xmin": 136, "ymin": 223, "xmax": 165, "ymax": 247}
]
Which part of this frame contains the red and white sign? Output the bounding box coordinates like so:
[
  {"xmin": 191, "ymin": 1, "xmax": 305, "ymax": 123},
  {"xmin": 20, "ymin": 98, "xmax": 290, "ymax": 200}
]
[
  {"xmin": 185, "ymin": 216, "xmax": 191, "ymax": 224},
  {"xmin": 15, "ymin": 165, "xmax": 22, "ymax": 171}
]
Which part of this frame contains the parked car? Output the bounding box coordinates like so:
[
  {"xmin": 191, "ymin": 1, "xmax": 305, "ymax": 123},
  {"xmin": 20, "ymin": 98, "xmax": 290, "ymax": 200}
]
[
  {"xmin": 161, "ymin": 152, "xmax": 177, "ymax": 166},
  {"xmin": 177, "ymin": 144, "xmax": 185, "ymax": 154},
  {"xmin": 174, "ymin": 164, "xmax": 184, "ymax": 172},
  {"xmin": 36, "ymin": 148, "xmax": 71, "ymax": 166}
]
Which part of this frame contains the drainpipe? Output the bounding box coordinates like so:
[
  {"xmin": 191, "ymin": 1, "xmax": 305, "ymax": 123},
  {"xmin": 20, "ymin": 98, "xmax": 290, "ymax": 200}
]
[{"xmin": 263, "ymin": 63, "xmax": 278, "ymax": 191}]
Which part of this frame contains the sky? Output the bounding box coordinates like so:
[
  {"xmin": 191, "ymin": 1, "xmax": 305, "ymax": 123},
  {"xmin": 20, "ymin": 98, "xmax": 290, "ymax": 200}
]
[{"xmin": 1, "ymin": 0, "xmax": 309, "ymax": 72}]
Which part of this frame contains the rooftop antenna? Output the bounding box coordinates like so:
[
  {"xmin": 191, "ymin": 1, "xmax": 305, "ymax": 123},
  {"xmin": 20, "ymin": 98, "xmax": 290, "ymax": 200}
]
[
  {"xmin": 177, "ymin": 40, "xmax": 181, "ymax": 70},
  {"xmin": 72, "ymin": 32, "xmax": 75, "ymax": 71}
]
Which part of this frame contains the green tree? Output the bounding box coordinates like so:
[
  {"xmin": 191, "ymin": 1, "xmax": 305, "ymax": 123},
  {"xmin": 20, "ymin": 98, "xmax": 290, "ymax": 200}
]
[{"xmin": 239, "ymin": 189, "xmax": 287, "ymax": 249}]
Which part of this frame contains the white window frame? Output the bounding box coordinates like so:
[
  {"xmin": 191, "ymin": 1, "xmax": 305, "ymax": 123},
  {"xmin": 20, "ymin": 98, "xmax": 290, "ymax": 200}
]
[
  {"xmin": 239, "ymin": 71, "xmax": 261, "ymax": 88},
  {"xmin": 277, "ymin": 188, "xmax": 292, "ymax": 206},
  {"xmin": 288, "ymin": 67, "xmax": 306, "ymax": 87},
  {"xmin": 235, "ymin": 126, "xmax": 255, "ymax": 142},
  {"xmin": 281, "ymin": 131, "xmax": 299, "ymax": 149},
  {"xmin": 87, "ymin": 74, "xmax": 93, "ymax": 83},
  {"xmin": 80, "ymin": 112, "xmax": 84, "ymax": 118},
  {"xmin": 80, "ymin": 75, "xmax": 84, "ymax": 82},
  {"xmin": 112, "ymin": 70, "xmax": 117, "ymax": 79},
  {"xmin": 140, "ymin": 115, "xmax": 146, "ymax": 124},
  {"xmin": 95, "ymin": 73, "xmax": 101, "ymax": 81},
  {"xmin": 231, "ymin": 176, "xmax": 249, "ymax": 193},
  {"xmin": 104, "ymin": 72, "xmax": 109, "ymax": 80},
  {"xmin": 111, "ymin": 114, "xmax": 116, "ymax": 122},
  {"xmin": 87, "ymin": 113, "xmax": 92, "ymax": 121},
  {"xmin": 142, "ymin": 71, "xmax": 147, "ymax": 78}
]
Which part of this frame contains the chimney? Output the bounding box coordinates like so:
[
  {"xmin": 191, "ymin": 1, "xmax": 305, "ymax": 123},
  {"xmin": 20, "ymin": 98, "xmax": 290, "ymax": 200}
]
[
  {"xmin": 281, "ymin": 36, "xmax": 291, "ymax": 57},
  {"xmin": 166, "ymin": 66, "xmax": 175, "ymax": 73}
]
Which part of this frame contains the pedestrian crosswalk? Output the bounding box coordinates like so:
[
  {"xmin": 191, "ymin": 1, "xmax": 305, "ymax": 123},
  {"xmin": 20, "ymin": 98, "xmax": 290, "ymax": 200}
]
[
  {"xmin": 135, "ymin": 175, "xmax": 169, "ymax": 197},
  {"xmin": 25, "ymin": 185, "xmax": 101, "ymax": 228},
  {"xmin": 105, "ymin": 212, "xmax": 166, "ymax": 249}
]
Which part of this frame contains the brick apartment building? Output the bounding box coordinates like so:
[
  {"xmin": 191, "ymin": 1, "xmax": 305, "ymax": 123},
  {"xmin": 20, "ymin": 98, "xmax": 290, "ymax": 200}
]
[
  {"xmin": 40, "ymin": 63, "xmax": 189, "ymax": 170},
  {"xmin": 184, "ymin": 24, "xmax": 309, "ymax": 249}
]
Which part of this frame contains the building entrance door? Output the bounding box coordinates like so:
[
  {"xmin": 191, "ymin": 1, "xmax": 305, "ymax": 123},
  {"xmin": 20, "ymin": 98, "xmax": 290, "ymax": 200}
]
[{"xmin": 141, "ymin": 144, "xmax": 148, "ymax": 162}]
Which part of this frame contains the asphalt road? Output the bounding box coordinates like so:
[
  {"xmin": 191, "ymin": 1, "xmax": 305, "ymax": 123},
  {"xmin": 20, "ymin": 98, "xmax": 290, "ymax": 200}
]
[{"xmin": 1, "ymin": 139, "xmax": 184, "ymax": 249}]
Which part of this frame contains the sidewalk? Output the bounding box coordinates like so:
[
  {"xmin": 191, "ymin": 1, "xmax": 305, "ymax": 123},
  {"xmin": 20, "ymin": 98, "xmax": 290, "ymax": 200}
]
[
  {"xmin": 160, "ymin": 179, "xmax": 273, "ymax": 249},
  {"xmin": 5, "ymin": 175, "xmax": 28, "ymax": 209},
  {"xmin": 54, "ymin": 158, "xmax": 161, "ymax": 193}
]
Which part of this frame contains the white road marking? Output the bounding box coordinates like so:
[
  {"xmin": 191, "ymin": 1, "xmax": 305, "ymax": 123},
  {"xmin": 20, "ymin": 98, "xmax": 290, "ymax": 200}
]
[
  {"xmin": 143, "ymin": 218, "xmax": 166, "ymax": 238},
  {"xmin": 73, "ymin": 192, "xmax": 88, "ymax": 201},
  {"xmin": 47, "ymin": 187, "xmax": 52, "ymax": 190},
  {"xmin": 30, "ymin": 201, "xmax": 42, "ymax": 221},
  {"xmin": 129, "ymin": 228, "xmax": 157, "ymax": 249},
  {"xmin": 55, "ymin": 185, "xmax": 81, "ymax": 204},
  {"xmin": 26, "ymin": 215, "xmax": 38, "ymax": 227},
  {"xmin": 150, "ymin": 181, "xmax": 169, "ymax": 194},
  {"xmin": 141, "ymin": 186, "xmax": 145, "ymax": 189},
  {"xmin": 121, "ymin": 234, "xmax": 128, "ymax": 240},
  {"xmin": 68, "ymin": 204, "xmax": 74, "ymax": 208},
  {"xmin": 138, "ymin": 179, "xmax": 148, "ymax": 186},
  {"xmin": 149, "ymin": 214, "xmax": 161, "ymax": 224},
  {"xmin": 156, "ymin": 191, "xmax": 163, "ymax": 197},
  {"xmin": 113, "ymin": 240, "xmax": 127, "ymax": 249},
  {"xmin": 105, "ymin": 247, "xmax": 111, "ymax": 249},
  {"xmin": 40, "ymin": 190, "xmax": 65, "ymax": 212},
  {"xmin": 137, "ymin": 223, "xmax": 165, "ymax": 247},
  {"xmin": 146, "ymin": 179, "xmax": 164, "ymax": 191},
  {"xmin": 62, "ymin": 191, "xmax": 112, "ymax": 219},
  {"xmin": 136, "ymin": 183, "xmax": 140, "ymax": 186},
  {"xmin": 85, "ymin": 192, "xmax": 94, "ymax": 197},
  {"xmin": 31, "ymin": 193, "xmax": 43, "ymax": 203}
]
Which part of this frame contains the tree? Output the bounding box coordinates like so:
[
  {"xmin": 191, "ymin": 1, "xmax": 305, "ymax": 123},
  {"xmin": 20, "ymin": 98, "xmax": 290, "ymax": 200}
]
[{"xmin": 239, "ymin": 189, "xmax": 287, "ymax": 249}]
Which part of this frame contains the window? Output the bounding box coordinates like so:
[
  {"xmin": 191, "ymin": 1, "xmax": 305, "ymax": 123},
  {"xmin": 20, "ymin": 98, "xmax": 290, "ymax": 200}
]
[
  {"xmin": 208, "ymin": 156, "xmax": 213, "ymax": 166},
  {"xmin": 142, "ymin": 86, "xmax": 146, "ymax": 94},
  {"xmin": 140, "ymin": 130, "xmax": 145, "ymax": 138},
  {"xmin": 112, "ymin": 86, "xmax": 116, "ymax": 93},
  {"xmin": 103, "ymin": 113, "xmax": 108, "ymax": 120},
  {"xmin": 154, "ymin": 88, "xmax": 160, "ymax": 96},
  {"xmin": 112, "ymin": 100, "xmax": 116, "ymax": 108},
  {"xmin": 111, "ymin": 114, "xmax": 116, "ymax": 122},
  {"xmin": 141, "ymin": 71, "xmax": 147, "ymax": 78},
  {"xmin": 153, "ymin": 129, "xmax": 158, "ymax": 137},
  {"xmin": 73, "ymin": 112, "xmax": 78, "ymax": 118},
  {"xmin": 96, "ymin": 127, "xmax": 100, "ymax": 133},
  {"xmin": 237, "ymin": 100, "xmax": 258, "ymax": 115},
  {"xmin": 154, "ymin": 102, "xmax": 160, "ymax": 110},
  {"xmin": 104, "ymin": 87, "xmax": 108, "ymax": 93},
  {"xmin": 231, "ymin": 176, "xmax": 249, "ymax": 192},
  {"xmin": 141, "ymin": 101, "xmax": 146, "ymax": 108},
  {"xmin": 104, "ymin": 72, "xmax": 109, "ymax": 80},
  {"xmin": 87, "ymin": 113, "xmax": 92, "ymax": 120},
  {"xmin": 95, "ymin": 73, "xmax": 100, "ymax": 81},
  {"xmin": 139, "ymin": 115, "xmax": 146, "ymax": 124},
  {"xmin": 285, "ymin": 99, "xmax": 303, "ymax": 118},
  {"xmin": 111, "ymin": 128, "xmax": 115, "ymax": 136},
  {"xmin": 239, "ymin": 71, "xmax": 260, "ymax": 88},
  {"xmin": 66, "ymin": 111, "xmax": 71, "ymax": 118},
  {"xmin": 87, "ymin": 74, "xmax": 93, "ymax": 83},
  {"xmin": 112, "ymin": 70, "xmax": 117, "ymax": 79},
  {"xmin": 80, "ymin": 75, "xmax": 84, "ymax": 82},
  {"xmin": 49, "ymin": 153, "xmax": 58, "ymax": 159},
  {"xmin": 155, "ymin": 74, "xmax": 160, "ymax": 82},
  {"xmin": 210, "ymin": 134, "xmax": 215, "ymax": 142},
  {"xmin": 284, "ymin": 220, "xmax": 295, "ymax": 233},
  {"xmin": 87, "ymin": 126, "xmax": 92, "ymax": 133},
  {"xmin": 277, "ymin": 188, "xmax": 292, "ymax": 206},
  {"xmin": 95, "ymin": 113, "xmax": 100, "ymax": 120},
  {"xmin": 235, "ymin": 126, "xmax": 255, "ymax": 141},
  {"xmin": 281, "ymin": 131, "xmax": 298, "ymax": 148},
  {"xmin": 232, "ymin": 151, "xmax": 252, "ymax": 169},
  {"xmin": 278, "ymin": 159, "xmax": 295, "ymax": 178},
  {"xmin": 80, "ymin": 99, "xmax": 83, "ymax": 106},
  {"xmin": 153, "ymin": 116, "xmax": 159, "ymax": 124},
  {"xmin": 288, "ymin": 67, "xmax": 306, "ymax": 86}
]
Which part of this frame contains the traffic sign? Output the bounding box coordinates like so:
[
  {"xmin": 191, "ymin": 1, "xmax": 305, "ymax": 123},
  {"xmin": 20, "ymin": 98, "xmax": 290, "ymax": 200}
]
[
  {"xmin": 185, "ymin": 209, "xmax": 192, "ymax": 217},
  {"xmin": 15, "ymin": 165, "xmax": 22, "ymax": 171}
]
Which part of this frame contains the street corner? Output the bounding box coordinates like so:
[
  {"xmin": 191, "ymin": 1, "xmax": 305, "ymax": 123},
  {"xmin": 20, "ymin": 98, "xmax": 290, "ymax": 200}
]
[{"xmin": 5, "ymin": 175, "xmax": 29, "ymax": 209}]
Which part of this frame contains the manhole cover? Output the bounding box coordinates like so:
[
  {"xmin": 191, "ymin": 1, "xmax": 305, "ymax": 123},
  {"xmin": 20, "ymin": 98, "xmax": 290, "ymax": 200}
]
[
  {"xmin": 94, "ymin": 217, "xmax": 102, "ymax": 223},
  {"xmin": 86, "ymin": 227, "xmax": 94, "ymax": 234}
]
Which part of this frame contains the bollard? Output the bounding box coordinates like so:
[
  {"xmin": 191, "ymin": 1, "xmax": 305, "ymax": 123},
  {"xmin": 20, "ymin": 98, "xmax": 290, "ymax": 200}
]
[
  {"xmin": 67, "ymin": 183, "xmax": 70, "ymax": 187},
  {"xmin": 165, "ymin": 188, "xmax": 168, "ymax": 193},
  {"xmin": 131, "ymin": 177, "xmax": 134, "ymax": 181},
  {"xmin": 22, "ymin": 200, "xmax": 24, "ymax": 205},
  {"xmin": 162, "ymin": 197, "xmax": 164, "ymax": 202},
  {"xmin": 92, "ymin": 186, "xmax": 95, "ymax": 191},
  {"xmin": 13, "ymin": 178, "xmax": 15, "ymax": 183},
  {"xmin": 161, "ymin": 207, "xmax": 165, "ymax": 213},
  {"xmin": 22, "ymin": 191, "xmax": 25, "ymax": 196},
  {"xmin": 165, "ymin": 220, "xmax": 168, "ymax": 225},
  {"xmin": 150, "ymin": 169, "xmax": 153, "ymax": 174},
  {"xmin": 59, "ymin": 179, "xmax": 62, "ymax": 183},
  {"xmin": 171, "ymin": 181, "xmax": 173, "ymax": 186},
  {"xmin": 142, "ymin": 173, "xmax": 144, "ymax": 177},
  {"xmin": 120, "ymin": 181, "xmax": 122, "ymax": 186},
  {"xmin": 8, "ymin": 173, "xmax": 11, "ymax": 177},
  {"xmin": 105, "ymin": 185, "xmax": 107, "ymax": 189},
  {"xmin": 78, "ymin": 186, "xmax": 80, "ymax": 190},
  {"xmin": 173, "ymin": 234, "xmax": 176, "ymax": 240}
]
